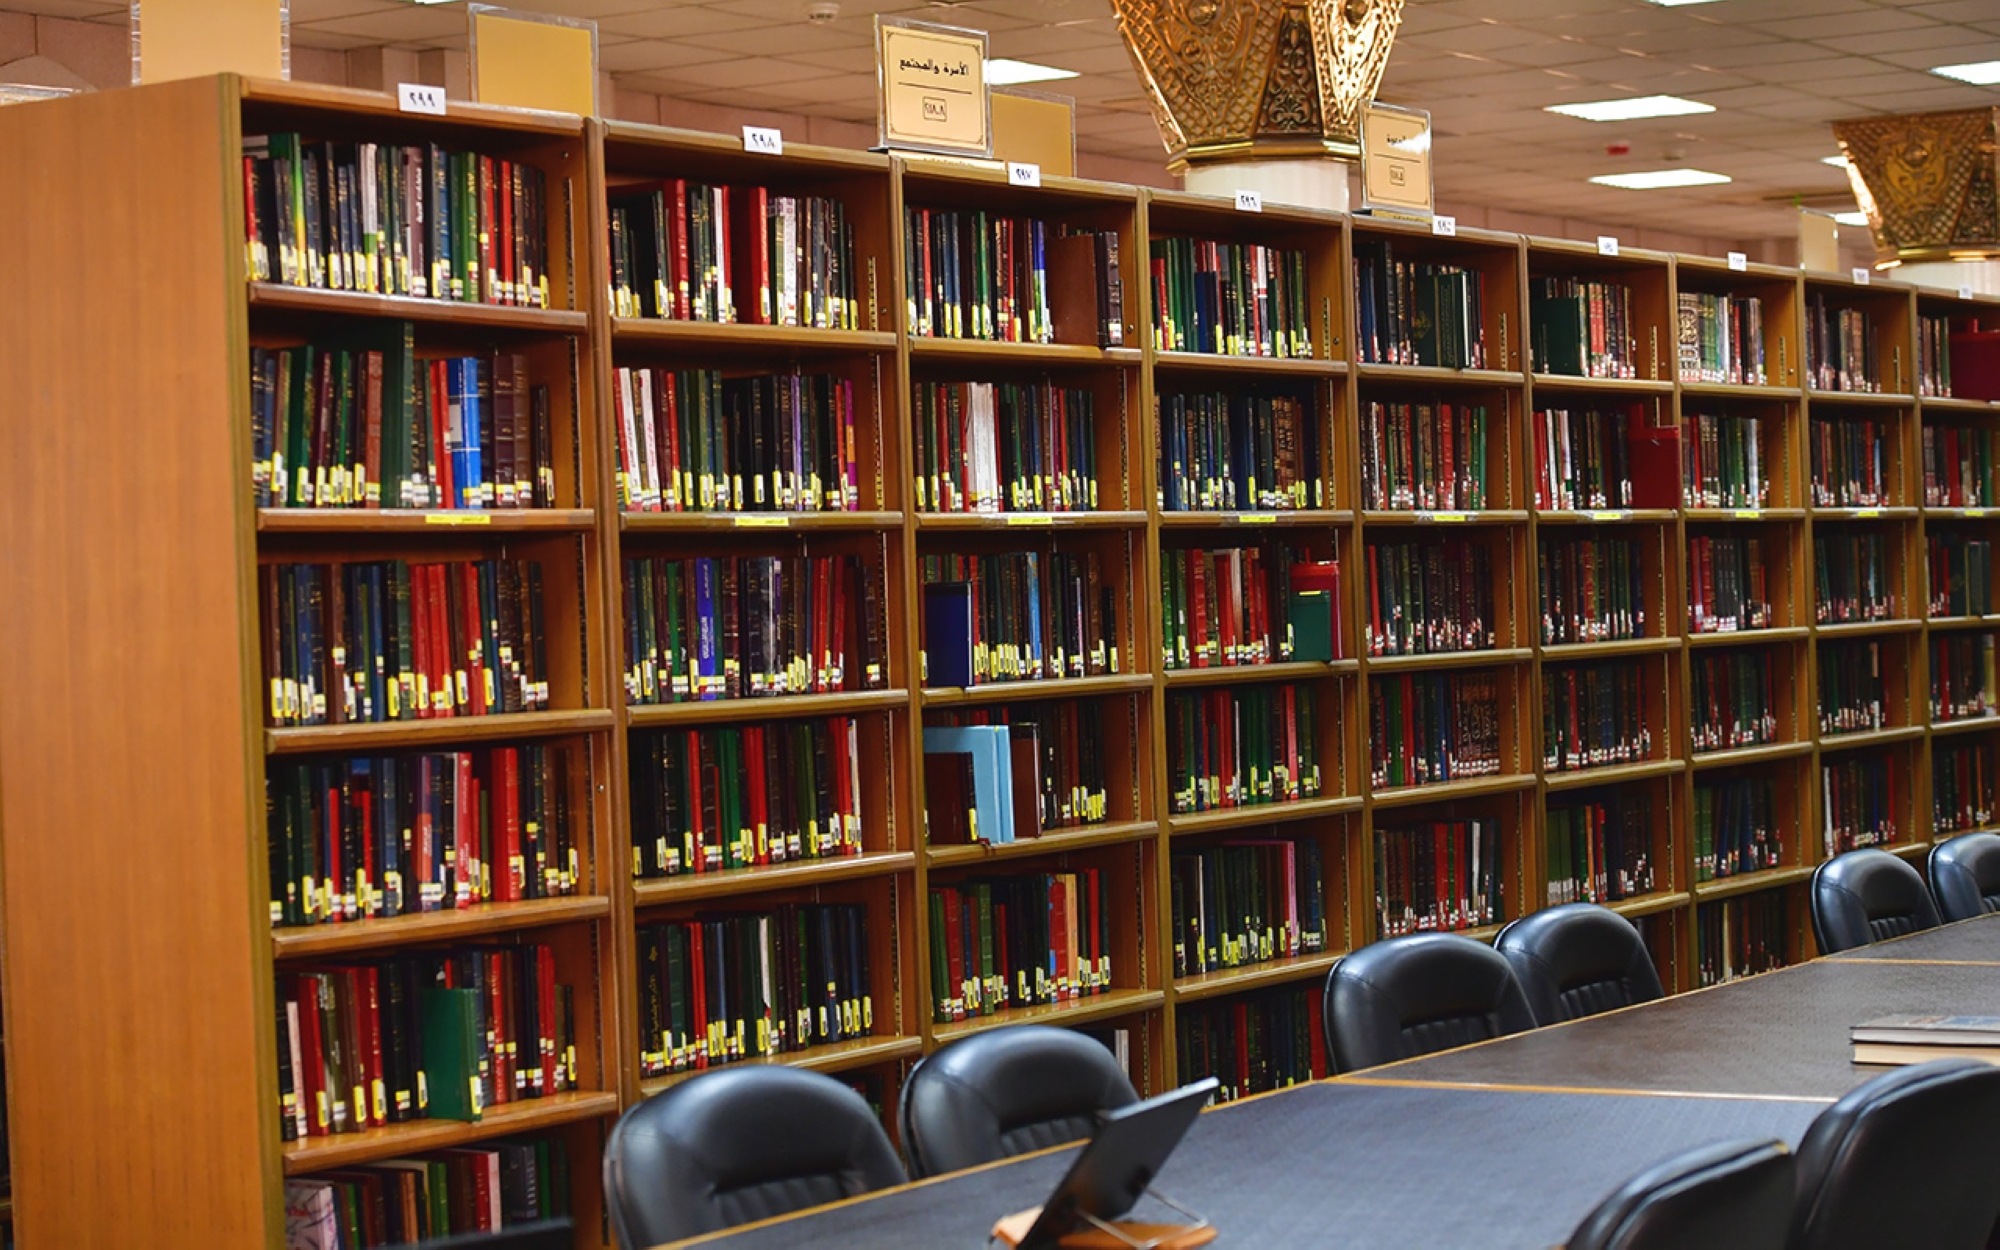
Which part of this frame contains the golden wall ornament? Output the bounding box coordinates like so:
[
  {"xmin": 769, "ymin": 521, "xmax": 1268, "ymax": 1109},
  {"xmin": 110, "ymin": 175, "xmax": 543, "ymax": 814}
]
[
  {"xmin": 1832, "ymin": 108, "xmax": 2000, "ymax": 264},
  {"xmin": 1111, "ymin": 0, "xmax": 1405, "ymax": 171}
]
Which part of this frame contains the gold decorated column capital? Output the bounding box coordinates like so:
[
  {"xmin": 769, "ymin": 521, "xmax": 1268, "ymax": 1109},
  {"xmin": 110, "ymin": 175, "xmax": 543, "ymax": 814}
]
[
  {"xmin": 1110, "ymin": 0, "xmax": 1406, "ymax": 172},
  {"xmin": 1832, "ymin": 108, "xmax": 2000, "ymax": 264}
]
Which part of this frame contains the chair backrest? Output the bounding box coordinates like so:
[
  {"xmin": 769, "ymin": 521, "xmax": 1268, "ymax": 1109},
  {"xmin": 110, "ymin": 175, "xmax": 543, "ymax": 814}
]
[
  {"xmin": 898, "ymin": 1024, "xmax": 1138, "ymax": 1179},
  {"xmin": 1495, "ymin": 903, "xmax": 1665, "ymax": 1027},
  {"xmin": 1808, "ymin": 848, "xmax": 1940, "ymax": 954},
  {"xmin": 1564, "ymin": 1139, "xmax": 1793, "ymax": 1250},
  {"xmin": 413, "ymin": 1220, "xmax": 574, "ymax": 1250},
  {"xmin": 1791, "ymin": 1058, "xmax": 2000, "ymax": 1250},
  {"xmin": 1928, "ymin": 831, "xmax": 2000, "ymax": 922},
  {"xmin": 1322, "ymin": 932, "xmax": 1537, "ymax": 1073},
  {"xmin": 602, "ymin": 1066, "xmax": 906, "ymax": 1248}
]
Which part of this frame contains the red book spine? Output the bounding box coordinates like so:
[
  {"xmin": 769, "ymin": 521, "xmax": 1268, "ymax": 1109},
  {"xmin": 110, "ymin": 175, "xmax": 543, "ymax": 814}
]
[
  {"xmin": 499, "ymin": 747, "xmax": 523, "ymax": 902},
  {"xmin": 670, "ymin": 179, "xmax": 691, "ymax": 319},
  {"xmin": 455, "ymin": 751, "xmax": 477, "ymax": 907},
  {"xmin": 294, "ymin": 977, "xmax": 329, "ymax": 1136},
  {"xmin": 360, "ymin": 965, "xmax": 386, "ymax": 1127},
  {"xmin": 746, "ymin": 725, "xmax": 769, "ymax": 866},
  {"xmin": 538, "ymin": 943, "xmax": 559, "ymax": 1095}
]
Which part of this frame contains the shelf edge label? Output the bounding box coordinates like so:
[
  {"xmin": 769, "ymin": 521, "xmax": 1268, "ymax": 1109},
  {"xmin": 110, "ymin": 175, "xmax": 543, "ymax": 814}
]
[
  {"xmin": 743, "ymin": 125, "xmax": 784, "ymax": 156},
  {"xmin": 398, "ymin": 82, "xmax": 447, "ymax": 116}
]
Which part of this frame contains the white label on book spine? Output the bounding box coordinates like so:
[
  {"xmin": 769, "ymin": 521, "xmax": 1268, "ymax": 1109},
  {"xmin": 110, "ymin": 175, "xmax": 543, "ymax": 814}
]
[
  {"xmin": 397, "ymin": 83, "xmax": 446, "ymax": 116},
  {"xmin": 1235, "ymin": 189, "xmax": 1263, "ymax": 213},
  {"xmin": 1432, "ymin": 214, "xmax": 1457, "ymax": 237},
  {"xmin": 1728, "ymin": 251, "xmax": 1747, "ymax": 272},
  {"xmin": 1597, "ymin": 235, "xmax": 1619, "ymax": 257},
  {"xmin": 1853, "ymin": 267, "xmax": 1871, "ymax": 285},
  {"xmin": 742, "ymin": 126, "xmax": 783, "ymax": 156},
  {"xmin": 1008, "ymin": 162, "xmax": 1042, "ymax": 188}
]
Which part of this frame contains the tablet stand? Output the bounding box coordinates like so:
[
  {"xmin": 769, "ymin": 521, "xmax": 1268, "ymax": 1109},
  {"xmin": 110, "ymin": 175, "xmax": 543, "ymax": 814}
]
[{"xmin": 990, "ymin": 1187, "xmax": 1216, "ymax": 1249}]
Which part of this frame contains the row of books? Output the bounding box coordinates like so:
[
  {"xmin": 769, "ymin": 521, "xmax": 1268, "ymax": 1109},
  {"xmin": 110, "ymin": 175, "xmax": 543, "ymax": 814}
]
[
  {"xmin": 1930, "ymin": 633, "xmax": 1997, "ymax": 723},
  {"xmin": 1546, "ymin": 794, "xmax": 1654, "ymax": 905},
  {"xmin": 1167, "ymin": 684, "xmax": 1325, "ymax": 815},
  {"xmin": 1360, "ymin": 400, "xmax": 1490, "ymax": 511},
  {"xmin": 1929, "ymin": 535, "xmax": 1994, "ymax": 617},
  {"xmin": 1808, "ymin": 417, "xmax": 1891, "ymax": 508},
  {"xmin": 1805, "ymin": 295, "xmax": 1880, "ymax": 393},
  {"xmin": 1814, "ymin": 532, "xmax": 1896, "ymax": 624},
  {"xmin": 927, "ymin": 871, "xmax": 1114, "ymax": 1022},
  {"xmin": 1175, "ymin": 986, "xmax": 1326, "ymax": 1103},
  {"xmin": 1693, "ymin": 775, "xmax": 1781, "ymax": 883},
  {"xmin": 1531, "ymin": 277, "xmax": 1637, "ymax": 380},
  {"xmin": 1677, "ymin": 291, "xmax": 1768, "ymax": 386},
  {"xmin": 612, "ymin": 367, "xmax": 859, "ymax": 513},
  {"xmin": 244, "ymin": 134, "xmax": 549, "ymax": 307},
  {"xmin": 1697, "ymin": 893, "xmax": 1788, "ymax": 987},
  {"xmin": 920, "ymin": 551, "xmax": 1120, "ymax": 686},
  {"xmin": 1934, "ymin": 740, "xmax": 1992, "ymax": 835},
  {"xmin": 1683, "ymin": 413, "xmax": 1769, "ymax": 509},
  {"xmin": 1364, "ymin": 537, "xmax": 1496, "ymax": 656},
  {"xmin": 1161, "ymin": 548, "xmax": 1342, "ymax": 669},
  {"xmin": 1924, "ymin": 425, "xmax": 1995, "ymax": 507},
  {"xmin": 1692, "ymin": 649, "xmax": 1779, "ymax": 752},
  {"xmin": 1540, "ymin": 536, "xmax": 1647, "ymax": 646},
  {"xmin": 1369, "ymin": 672, "xmax": 1504, "ymax": 789},
  {"xmin": 277, "ymin": 945, "xmax": 576, "ymax": 1141},
  {"xmin": 261, "ymin": 559, "xmax": 549, "ymax": 728},
  {"xmin": 1150, "ymin": 238, "xmax": 1311, "ymax": 359},
  {"xmin": 1158, "ymin": 390, "xmax": 1321, "ymax": 512},
  {"xmin": 609, "ymin": 182, "xmax": 858, "ymax": 328},
  {"xmin": 269, "ymin": 745, "xmax": 579, "ymax": 928},
  {"xmin": 1690, "ymin": 535, "xmax": 1773, "ymax": 635},
  {"xmin": 285, "ymin": 1135, "xmax": 569, "ymax": 1249},
  {"xmin": 251, "ymin": 338, "xmax": 554, "ymax": 512},
  {"xmin": 623, "ymin": 553, "xmax": 888, "ymax": 705},
  {"xmin": 1542, "ymin": 661, "xmax": 1653, "ymax": 773},
  {"xmin": 926, "ymin": 704, "xmax": 1110, "ymax": 838},
  {"xmin": 904, "ymin": 210, "xmax": 1122, "ymax": 346},
  {"xmin": 1918, "ymin": 312, "xmax": 1954, "ymax": 398},
  {"xmin": 1534, "ymin": 407, "xmax": 1633, "ymax": 511},
  {"xmin": 634, "ymin": 904, "xmax": 874, "ymax": 1075},
  {"xmin": 1374, "ymin": 818, "xmax": 1505, "ymax": 936},
  {"xmin": 1168, "ymin": 838, "xmax": 1330, "ymax": 978},
  {"xmin": 1352, "ymin": 243, "xmax": 1488, "ymax": 369},
  {"xmin": 914, "ymin": 380, "xmax": 1100, "ymax": 514},
  {"xmin": 1821, "ymin": 754, "xmax": 1901, "ymax": 856},
  {"xmin": 629, "ymin": 718, "xmax": 866, "ymax": 878},
  {"xmin": 1819, "ymin": 639, "xmax": 1887, "ymax": 736}
]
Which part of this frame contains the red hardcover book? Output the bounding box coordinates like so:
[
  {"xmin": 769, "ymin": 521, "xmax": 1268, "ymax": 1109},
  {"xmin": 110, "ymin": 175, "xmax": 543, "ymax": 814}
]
[
  {"xmin": 745, "ymin": 725, "xmax": 769, "ymax": 865},
  {"xmin": 361, "ymin": 351, "xmax": 384, "ymax": 509},
  {"xmin": 735, "ymin": 185, "xmax": 771, "ymax": 324},
  {"xmin": 497, "ymin": 159, "xmax": 516, "ymax": 306},
  {"xmin": 454, "ymin": 751, "xmax": 478, "ymax": 907},
  {"xmin": 942, "ymin": 887, "xmax": 967, "ymax": 1018},
  {"xmin": 667, "ymin": 179, "xmax": 691, "ymax": 319},
  {"xmin": 359, "ymin": 965, "xmax": 386, "ymax": 1127},
  {"xmin": 293, "ymin": 977, "xmax": 330, "ymax": 1136},
  {"xmin": 497, "ymin": 748, "xmax": 523, "ymax": 901}
]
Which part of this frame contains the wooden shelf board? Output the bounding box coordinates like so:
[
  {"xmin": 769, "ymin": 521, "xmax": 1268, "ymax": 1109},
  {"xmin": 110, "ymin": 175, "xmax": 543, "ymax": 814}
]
[
  {"xmin": 1163, "ymin": 659, "xmax": 1358, "ymax": 688},
  {"xmin": 921, "ymin": 674, "xmax": 1151, "ymax": 707},
  {"xmin": 1354, "ymin": 362, "xmax": 1522, "ymax": 387},
  {"xmin": 1685, "ymin": 508, "xmax": 1808, "ymax": 522},
  {"xmin": 601, "ymin": 118, "xmax": 889, "ymax": 173},
  {"xmin": 1605, "ymin": 890, "xmax": 1694, "ymax": 920},
  {"xmin": 638, "ymin": 1037, "xmax": 924, "ymax": 1096},
  {"xmin": 622, "ymin": 511, "xmax": 902, "ymax": 533},
  {"xmin": 1919, "ymin": 395, "xmax": 2000, "ymax": 413},
  {"xmin": 932, "ymin": 988, "xmax": 1165, "ymax": 1042},
  {"xmin": 242, "ymin": 78, "xmax": 584, "ymax": 137},
  {"xmin": 1679, "ymin": 381, "xmax": 1802, "ymax": 401},
  {"xmin": 1529, "ymin": 373, "xmax": 1675, "ymax": 395},
  {"xmin": 1539, "ymin": 636, "xmax": 1682, "ymax": 661},
  {"xmin": 1925, "ymin": 614, "xmax": 2000, "ymax": 630},
  {"xmin": 1166, "ymin": 795, "xmax": 1363, "ymax": 837},
  {"xmin": 1172, "ymin": 949, "xmax": 1344, "ymax": 1003},
  {"xmin": 1810, "ymin": 506, "xmax": 1917, "ymax": 521},
  {"xmin": 1931, "ymin": 714, "xmax": 2000, "ymax": 739},
  {"xmin": 909, "ymin": 338, "xmax": 1140, "ymax": 368},
  {"xmin": 1687, "ymin": 627, "xmax": 1810, "ymax": 649},
  {"xmin": 1368, "ymin": 773, "xmax": 1537, "ymax": 810},
  {"xmin": 627, "ymin": 689, "xmax": 908, "ymax": 728},
  {"xmin": 266, "ymin": 709, "xmax": 613, "ymax": 755},
  {"xmin": 1157, "ymin": 510, "xmax": 1353, "ymax": 528},
  {"xmin": 1883, "ymin": 840, "xmax": 1933, "ymax": 861},
  {"xmin": 1364, "ymin": 647, "xmax": 1535, "ymax": 673},
  {"xmin": 632, "ymin": 852, "xmax": 917, "ymax": 908},
  {"xmin": 247, "ymin": 282, "xmax": 585, "ymax": 331},
  {"xmin": 611, "ymin": 318, "xmax": 895, "ymax": 354},
  {"xmin": 1813, "ymin": 618, "xmax": 1923, "ymax": 638},
  {"xmin": 926, "ymin": 820, "xmax": 1160, "ymax": 868},
  {"xmin": 1532, "ymin": 509, "xmax": 1679, "ymax": 525},
  {"xmin": 1689, "ymin": 740, "xmax": 1814, "ymax": 770},
  {"xmin": 271, "ymin": 896, "xmax": 610, "ymax": 960},
  {"xmin": 1360, "ymin": 510, "xmax": 1530, "ymax": 526},
  {"xmin": 1805, "ymin": 389, "xmax": 1915, "ymax": 407},
  {"xmin": 1692, "ymin": 865, "xmax": 1816, "ymax": 901},
  {"xmin": 1543, "ymin": 757, "xmax": 1686, "ymax": 792},
  {"xmin": 1153, "ymin": 350, "xmax": 1346, "ymax": 378},
  {"xmin": 1925, "ymin": 508, "xmax": 2000, "ymax": 522},
  {"xmin": 1817, "ymin": 724, "xmax": 1926, "ymax": 752},
  {"xmin": 916, "ymin": 511, "xmax": 1148, "ymax": 531},
  {"xmin": 258, "ymin": 509, "xmax": 595, "ymax": 534},
  {"xmin": 281, "ymin": 1091, "xmax": 618, "ymax": 1174}
]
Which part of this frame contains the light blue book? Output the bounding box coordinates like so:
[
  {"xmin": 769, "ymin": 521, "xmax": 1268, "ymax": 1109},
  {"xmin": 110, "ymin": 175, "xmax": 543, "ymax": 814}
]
[{"xmin": 925, "ymin": 724, "xmax": 1014, "ymax": 844}]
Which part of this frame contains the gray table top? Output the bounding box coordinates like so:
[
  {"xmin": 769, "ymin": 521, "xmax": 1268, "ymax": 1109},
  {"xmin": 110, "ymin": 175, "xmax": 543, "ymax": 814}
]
[{"xmin": 1830, "ymin": 912, "xmax": 2000, "ymax": 963}]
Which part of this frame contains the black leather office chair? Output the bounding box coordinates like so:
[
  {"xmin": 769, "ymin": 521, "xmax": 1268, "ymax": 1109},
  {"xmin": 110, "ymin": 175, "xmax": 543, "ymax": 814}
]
[
  {"xmin": 602, "ymin": 1066, "xmax": 906, "ymax": 1248},
  {"xmin": 1495, "ymin": 903, "xmax": 1665, "ymax": 1027},
  {"xmin": 1790, "ymin": 1058, "xmax": 2000, "ymax": 1250},
  {"xmin": 1565, "ymin": 1139, "xmax": 1793, "ymax": 1250},
  {"xmin": 1928, "ymin": 831, "xmax": 2000, "ymax": 922},
  {"xmin": 897, "ymin": 1024, "xmax": 1138, "ymax": 1178},
  {"xmin": 1322, "ymin": 932, "xmax": 1537, "ymax": 1073},
  {"xmin": 1808, "ymin": 848, "xmax": 1941, "ymax": 954}
]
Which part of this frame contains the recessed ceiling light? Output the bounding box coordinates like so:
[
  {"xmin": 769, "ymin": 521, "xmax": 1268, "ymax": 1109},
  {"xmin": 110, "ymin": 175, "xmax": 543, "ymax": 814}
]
[
  {"xmin": 1931, "ymin": 60, "xmax": 2000, "ymax": 85},
  {"xmin": 1823, "ymin": 155, "xmax": 1849, "ymax": 168},
  {"xmin": 985, "ymin": 58, "xmax": 1078, "ymax": 86},
  {"xmin": 1644, "ymin": 0, "xmax": 1727, "ymax": 5},
  {"xmin": 1546, "ymin": 95, "xmax": 1716, "ymax": 122},
  {"xmin": 1833, "ymin": 211, "xmax": 1870, "ymax": 227},
  {"xmin": 1589, "ymin": 168, "xmax": 1733, "ymax": 190}
]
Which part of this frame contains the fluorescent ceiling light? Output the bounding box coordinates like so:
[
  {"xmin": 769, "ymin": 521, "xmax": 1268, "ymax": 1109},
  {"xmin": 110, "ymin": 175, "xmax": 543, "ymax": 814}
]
[
  {"xmin": 1833, "ymin": 211, "xmax": 1870, "ymax": 226},
  {"xmin": 1823, "ymin": 155, "xmax": 1849, "ymax": 168},
  {"xmin": 1644, "ymin": 0, "xmax": 1728, "ymax": 5},
  {"xmin": 1546, "ymin": 95, "xmax": 1714, "ymax": 122},
  {"xmin": 1589, "ymin": 168, "xmax": 1733, "ymax": 190},
  {"xmin": 1932, "ymin": 60, "xmax": 2000, "ymax": 85},
  {"xmin": 985, "ymin": 58, "xmax": 1077, "ymax": 86}
]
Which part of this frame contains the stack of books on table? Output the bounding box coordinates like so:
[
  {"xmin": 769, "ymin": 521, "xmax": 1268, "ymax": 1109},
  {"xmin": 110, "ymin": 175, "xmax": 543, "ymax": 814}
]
[{"xmin": 1851, "ymin": 1015, "xmax": 2000, "ymax": 1066}]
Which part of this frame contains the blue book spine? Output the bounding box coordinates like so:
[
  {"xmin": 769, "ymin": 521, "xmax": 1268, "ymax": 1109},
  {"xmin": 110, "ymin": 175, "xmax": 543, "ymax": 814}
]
[
  {"xmin": 695, "ymin": 557, "xmax": 719, "ymax": 699},
  {"xmin": 459, "ymin": 358, "xmax": 484, "ymax": 509},
  {"xmin": 377, "ymin": 755, "xmax": 402, "ymax": 917},
  {"xmin": 1024, "ymin": 553, "xmax": 1043, "ymax": 680}
]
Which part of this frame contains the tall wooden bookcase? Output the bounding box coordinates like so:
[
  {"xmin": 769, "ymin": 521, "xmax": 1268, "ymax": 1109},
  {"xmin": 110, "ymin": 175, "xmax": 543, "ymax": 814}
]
[{"xmin": 4, "ymin": 74, "xmax": 2000, "ymax": 1247}]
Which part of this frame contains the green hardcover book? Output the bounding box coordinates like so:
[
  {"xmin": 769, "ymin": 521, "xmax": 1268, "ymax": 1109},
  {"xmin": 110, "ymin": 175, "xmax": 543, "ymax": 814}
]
[{"xmin": 420, "ymin": 987, "xmax": 483, "ymax": 1122}]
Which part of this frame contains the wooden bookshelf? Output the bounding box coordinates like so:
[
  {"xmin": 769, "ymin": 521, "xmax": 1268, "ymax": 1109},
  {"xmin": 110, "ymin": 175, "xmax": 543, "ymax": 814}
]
[{"xmin": 10, "ymin": 74, "xmax": 2000, "ymax": 1241}]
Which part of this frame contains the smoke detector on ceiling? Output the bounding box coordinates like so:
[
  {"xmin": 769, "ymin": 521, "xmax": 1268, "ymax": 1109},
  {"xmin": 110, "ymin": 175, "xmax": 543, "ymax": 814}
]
[{"xmin": 806, "ymin": 1, "xmax": 840, "ymax": 23}]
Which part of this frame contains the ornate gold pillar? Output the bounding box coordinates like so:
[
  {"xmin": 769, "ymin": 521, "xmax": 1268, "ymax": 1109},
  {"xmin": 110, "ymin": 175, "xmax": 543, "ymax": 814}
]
[
  {"xmin": 1110, "ymin": 0, "xmax": 1406, "ymax": 210},
  {"xmin": 1832, "ymin": 108, "xmax": 2000, "ymax": 287}
]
